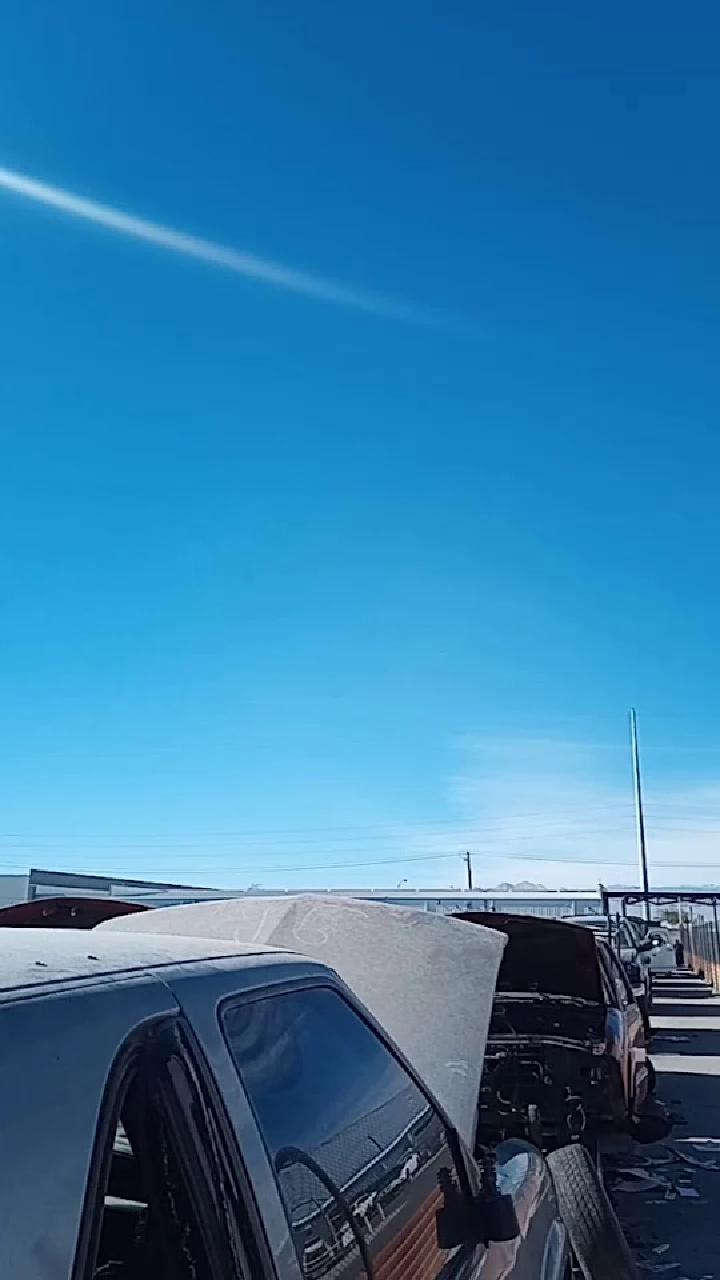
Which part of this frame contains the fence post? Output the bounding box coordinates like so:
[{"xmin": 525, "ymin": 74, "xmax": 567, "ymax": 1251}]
[{"xmin": 707, "ymin": 901, "xmax": 717, "ymax": 988}]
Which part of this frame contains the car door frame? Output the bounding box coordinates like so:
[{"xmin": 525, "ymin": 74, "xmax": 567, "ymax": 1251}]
[
  {"xmin": 597, "ymin": 942, "xmax": 646, "ymax": 1118},
  {"xmin": 595, "ymin": 940, "xmax": 632, "ymax": 1115},
  {"xmin": 72, "ymin": 1005, "xmax": 269, "ymax": 1280},
  {"xmin": 168, "ymin": 954, "xmax": 567, "ymax": 1280}
]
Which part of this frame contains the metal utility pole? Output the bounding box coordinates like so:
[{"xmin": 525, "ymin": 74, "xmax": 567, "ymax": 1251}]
[
  {"xmin": 630, "ymin": 708, "xmax": 651, "ymax": 921},
  {"xmin": 464, "ymin": 851, "xmax": 473, "ymax": 892}
]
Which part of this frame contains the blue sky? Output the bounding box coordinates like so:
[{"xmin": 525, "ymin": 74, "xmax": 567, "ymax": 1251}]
[{"xmin": 1, "ymin": 1, "xmax": 720, "ymax": 890}]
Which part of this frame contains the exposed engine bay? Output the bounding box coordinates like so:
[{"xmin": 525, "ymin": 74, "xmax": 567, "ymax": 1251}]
[
  {"xmin": 455, "ymin": 911, "xmax": 626, "ymax": 1152},
  {"xmin": 477, "ymin": 995, "xmax": 620, "ymax": 1150}
]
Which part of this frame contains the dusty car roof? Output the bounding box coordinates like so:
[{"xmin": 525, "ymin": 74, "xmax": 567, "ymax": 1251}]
[
  {"xmin": 100, "ymin": 894, "xmax": 507, "ymax": 1149},
  {"xmin": 0, "ymin": 926, "xmax": 285, "ymax": 997}
]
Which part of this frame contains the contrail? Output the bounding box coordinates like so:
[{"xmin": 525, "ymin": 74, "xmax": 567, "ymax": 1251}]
[{"xmin": 0, "ymin": 164, "xmax": 442, "ymax": 327}]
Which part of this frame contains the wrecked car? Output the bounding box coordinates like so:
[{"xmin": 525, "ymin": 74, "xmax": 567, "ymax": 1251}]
[
  {"xmin": 563, "ymin": 913, "xmax": 653, "ymax": 1037},
  {"xmin": 2, "ymin": 895, "xmax": 626, "ymax": 1280},
  {"xmin": 98, "ymin": 895, "xmax": 641, "ymax": 1278},
  {"xmin": 0, "ymin": 894, "xmax": 149, "ymax": 929},
  {"xmin": 2, "ymin": 900, "xmax": 517, "ymax": 1279},
  {"xmin": 454, "ymin": 912, "xmax": 668, "ymax": 1154}
]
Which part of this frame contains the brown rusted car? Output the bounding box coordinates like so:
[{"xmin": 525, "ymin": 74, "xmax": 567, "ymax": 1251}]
[{"xmin": 455, "ymin": 912, "xmax": 668, "ymax": 1154}]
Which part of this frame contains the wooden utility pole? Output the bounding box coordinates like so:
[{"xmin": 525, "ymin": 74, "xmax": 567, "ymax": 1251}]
[
  {"xmin": 464, "ymin": 850, "xmax": 473, "ymax": 891},
  {"xmin": 630, "ymin": 708, "xmax": 651, "ymax": 921}
]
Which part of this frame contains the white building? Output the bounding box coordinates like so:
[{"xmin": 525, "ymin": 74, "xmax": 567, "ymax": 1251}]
[{"xmin": 0, "ymin": 868, "xmax": 603, "ymax": 918}]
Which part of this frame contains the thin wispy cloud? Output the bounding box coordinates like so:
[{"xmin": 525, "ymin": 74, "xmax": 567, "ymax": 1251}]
[
  {"xmin": 392, "ymin": 736, "xmax": 720, "ymax": 891},
  {"xmin": 0, "ymin": 165, "xmax": 446, "ymax": 327}
]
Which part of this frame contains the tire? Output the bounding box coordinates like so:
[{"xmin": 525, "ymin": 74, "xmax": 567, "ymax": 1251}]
[{"xmin": 547, "ymin": 1142, "xmax": 639, "ymax": 1280}]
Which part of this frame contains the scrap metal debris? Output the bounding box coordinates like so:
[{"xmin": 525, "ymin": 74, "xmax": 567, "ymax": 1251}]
[
  {"xmin": 668, "ymin": 1145, "xmax": 720, "ymax": 1171},
  {"xmin": 611, "ymin": 1168, "xmax": 671, "ymax": 1193}
]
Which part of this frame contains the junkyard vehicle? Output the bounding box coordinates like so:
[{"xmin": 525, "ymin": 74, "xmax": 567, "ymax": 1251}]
[
  {"xmin": 453, "ymin": 913, "xmax": 666, "ymax": 1154},
  {"xmin": 563, "ymin": 914, "xmax": 653, "ymax": 1035},
  {"xmin": 0, "ymin": 894, "xmax": 148, "ymax": 928},
  {"xmin": 622, "ymin": 916, "xmax": 676, "ymax": 975},
  {"xmin": 3, "ymin": 898, "xmax": 605, "ymax": 1280},
  {"xmin": 644, "ymin": 925, "xmax": 677, "ymax": 973},
  {"xmin": 97, "ymin": 895, "xmax": 641, "ymax": 1280}
]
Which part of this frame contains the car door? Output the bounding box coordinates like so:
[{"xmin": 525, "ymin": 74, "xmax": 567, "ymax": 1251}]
[
  {"xmin": 602, "ymin": 945, "xmax": 647, "ymax": 1116},
  {"xmin": 72, "ymin": 1011, "xmax": 269, "ymax": 1280},
  {"xmin": 618, "ymin": 921, "xmax": 652, "ymax": 997},
  {"xmin": 216, "ymin": 979, "xmax": 565, "ymax": 1280},
  {"xmin": 595, "ymin": 940, "xmax": 630, "ymax": 1115}
]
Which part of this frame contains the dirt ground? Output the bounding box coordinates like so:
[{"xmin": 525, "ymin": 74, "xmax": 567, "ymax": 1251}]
[{"xmin": 608, "ymin": 971, "xmax": 720, "ymax": 1280}]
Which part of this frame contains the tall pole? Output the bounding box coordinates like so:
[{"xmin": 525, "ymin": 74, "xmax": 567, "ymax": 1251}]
[
  {"xmin": 464, "ymin": 851, "xmax": 473, "ymax": 892},
  {"xmin": 630, "ymin": 708, "xmax": 651, "ymax": 921}
]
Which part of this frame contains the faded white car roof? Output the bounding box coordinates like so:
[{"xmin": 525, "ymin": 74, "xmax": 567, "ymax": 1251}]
[
  {"xmin": 0, "ymin": 927, "xmax": 282, "ymax": 996},
  {"xmin": 101, "ymin": 894, "xmax": 507, "ymax": 1146}
]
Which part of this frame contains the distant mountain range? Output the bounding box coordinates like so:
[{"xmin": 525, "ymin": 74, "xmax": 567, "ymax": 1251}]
[
  {"xmin": 470, "ymin": 879, "xmax": 720, "ymax": 894},
  {"xmin": 479, "ymin": 880, "xmax": 552, "ymax": 892}
]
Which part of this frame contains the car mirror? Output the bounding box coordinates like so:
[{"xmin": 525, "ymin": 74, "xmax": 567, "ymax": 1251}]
[
  {"xmin": 477, "ymin": 1188, "xmax": 520, "ymax": 1242},
  {"xmin": 436, "ymin": 1185, "xmax": 519, "ymax": 1248},
  {"xmin": 435, "ymin": 1148, "xmax": 520, "ymax": 1249}
]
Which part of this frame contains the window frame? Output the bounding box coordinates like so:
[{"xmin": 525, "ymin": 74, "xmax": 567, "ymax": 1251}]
[
  {"xmin": 604, "ymin": 947, "xmax": 633, "ymax": 1010},
  {"xmin": 594, "ymin": 943, "xmax": 618, "ymax": 1008},
  {"xmin": 72, "ymin": 1013, "xmax": 264, "ymax": 1280},
  {"xmin": 218, "ymin": 975, "xmax": 475, "ymax": 1208},
  {"xmin": 71, "ymin": 1017, "xmax": 158, "ymax": 1280},
  {"xmin": 617, "ymin": 922, "xmax": 635, "ymax": 953}
]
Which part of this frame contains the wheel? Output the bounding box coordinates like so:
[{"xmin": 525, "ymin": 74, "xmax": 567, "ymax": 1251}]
[
  {"xmin": 547, "ymin": 1142, "xmax": 639, "ymax": 1280},
  {"xmin": 579, "ymin": 1134, "xmax": 601, "ymax": 1176}
]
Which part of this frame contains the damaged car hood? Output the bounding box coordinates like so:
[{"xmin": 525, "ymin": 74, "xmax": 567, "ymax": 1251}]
[
  {"xmin": 455, "ymin": 912, "xmax": 604, "ymax": 1005},
  {"xmin": 101, "ymin": 895, "xmax": 507, "ymax": 1149}
]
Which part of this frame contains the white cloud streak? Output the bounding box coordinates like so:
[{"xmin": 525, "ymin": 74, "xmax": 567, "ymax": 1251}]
[
  {"xmin": 0, "ymin": 165, "xmax": 443, "ymax": 326},
  {"xmin": 392, "ymin": 736, "xmax": 720, "ymax": 891}
]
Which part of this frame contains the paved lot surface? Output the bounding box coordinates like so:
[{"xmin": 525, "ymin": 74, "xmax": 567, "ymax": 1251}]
[{"xmin": 611, "ymin": 971, "xmax": 720, "ymax": 1279}]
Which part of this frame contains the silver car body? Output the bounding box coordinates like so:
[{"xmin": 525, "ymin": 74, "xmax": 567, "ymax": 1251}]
[
  {"xmin": 101, "ymin": 893, "xmax": 507, "ymax": 1149},
  {"xmin": 1, "ymin": 912, "xmax": 568, "ymax": 1280}
]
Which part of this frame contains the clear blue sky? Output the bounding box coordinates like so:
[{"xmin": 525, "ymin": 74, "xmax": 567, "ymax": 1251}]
[{"xmin": 1, "ymin": 1, "xmax": 720, "ymax": 890}]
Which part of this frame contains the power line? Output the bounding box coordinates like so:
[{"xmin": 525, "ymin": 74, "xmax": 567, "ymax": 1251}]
[
  {"xmin": 0, "ymin": 804, "xmax": 635, "ymax": 840},
  {"xmin": 0, "ymin": 847, "xmax": 718, "ymax": 878}
]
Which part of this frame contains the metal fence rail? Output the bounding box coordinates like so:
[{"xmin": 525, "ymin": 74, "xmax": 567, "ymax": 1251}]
[{"xmin": 682, "ymin": 916, "xmax": 720, "ymax": 991}]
